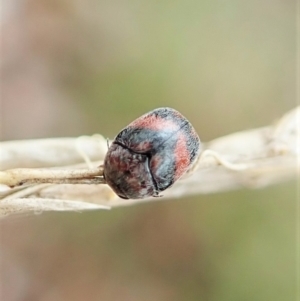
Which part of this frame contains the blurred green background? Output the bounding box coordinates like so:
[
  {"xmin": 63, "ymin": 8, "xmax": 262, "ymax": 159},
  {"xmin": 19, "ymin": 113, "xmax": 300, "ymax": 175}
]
[{"xmin": 0, "ymin": 0, "xmax": 297, "ymax": 300}]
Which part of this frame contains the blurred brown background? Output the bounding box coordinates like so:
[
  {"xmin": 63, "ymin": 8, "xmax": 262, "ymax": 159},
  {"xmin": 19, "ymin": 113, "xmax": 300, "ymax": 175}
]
[{"xmin": 0, "ymin": 0, "xmax": 297, "ymax": 301}]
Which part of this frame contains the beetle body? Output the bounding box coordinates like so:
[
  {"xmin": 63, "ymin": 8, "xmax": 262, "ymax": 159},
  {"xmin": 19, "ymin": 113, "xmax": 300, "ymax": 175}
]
[{"xmin": 103, "ymin": 107, "xmax": 201, "ymax": 199}]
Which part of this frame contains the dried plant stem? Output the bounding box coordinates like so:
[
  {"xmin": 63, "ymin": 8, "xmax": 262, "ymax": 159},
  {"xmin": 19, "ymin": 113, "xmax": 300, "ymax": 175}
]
[
  {"xmin": 0, "ymin": 106, "xmax": 298, "ymax": 217},
  {"xmin": 0, "ymin": 167, "xmax": 104, "ymax": 187}
]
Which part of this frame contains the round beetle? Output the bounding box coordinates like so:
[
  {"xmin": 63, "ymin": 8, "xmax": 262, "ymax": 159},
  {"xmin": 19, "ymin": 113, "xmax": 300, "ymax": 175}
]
[{"xmin": 103, "ymin": 107, "xmax": 201, "ymax": 199}]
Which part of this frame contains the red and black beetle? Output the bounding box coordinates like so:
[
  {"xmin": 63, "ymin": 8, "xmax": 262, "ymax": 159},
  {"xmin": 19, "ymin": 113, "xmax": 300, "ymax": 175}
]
[{"xmin": 103, "ymin": 107, "xmax": 201, "ymax": 199}]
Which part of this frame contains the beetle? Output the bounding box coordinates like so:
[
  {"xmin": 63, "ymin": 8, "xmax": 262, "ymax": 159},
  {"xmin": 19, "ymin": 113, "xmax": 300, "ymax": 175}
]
[{"xmin": 103, "ymin": 107, "xmax": 201, "ymax": 199}]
